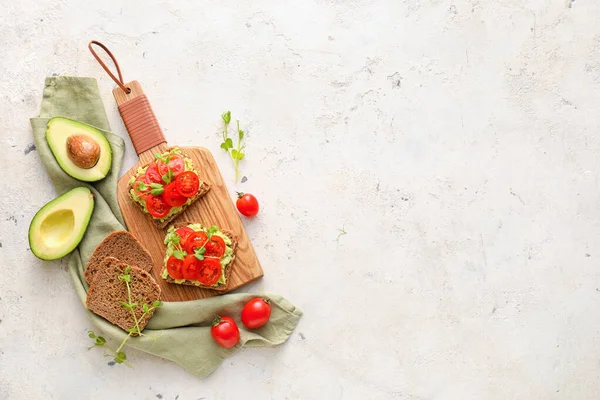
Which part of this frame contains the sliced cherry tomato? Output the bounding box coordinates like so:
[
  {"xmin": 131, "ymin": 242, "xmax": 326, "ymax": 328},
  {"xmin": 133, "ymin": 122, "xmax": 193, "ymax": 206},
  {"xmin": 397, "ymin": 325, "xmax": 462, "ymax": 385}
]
[
  {"xmin": 241, "ymin": 298, "xmax": 272, "ymax": 329},
  {"xmin": 182, "ymin": 255, "xmax": 201, "ymax": 280},
  {"xmin": 175, "ymin": 171, "xmax": 200, "ymax": 198},
  {"xmin": 157, "ymin": 154, "xmax": 185, "ymax": 177},
  {"xmin": 166, "ymin": 255, "xmax": 184, "ymax": 280},
  {"xmin": 197, "ymin": 258, "xmax": 222, "ymax": 286},
  {"xmin": 132, "ymin": 175, "xmax": 150, "ymax": 196},
  {"xmin": 211, "ymin": 315, "xmax": 240, "ymax": 348},
  {"xmin": 205, "ymin": 235, "xmax": 226, "ymax": 258},
  {"xmin": 162, "ymin": 181, "xmax": 188, "ymax": 207},
  {"xmin": 145, "ymin": 194, "xmax": 171, "ymax": 219},
  {"xmin": 183, "ymin": 231, "xmax": 208, "ymax": 254},
  {"xmin": 236, "ymin": 192, "xmax": 259, "ymax": 217},
  {"xmin": 175, "ymin": 226, "xmax": 194, "ymax": 246},
  {"xmin": 144, "ymin": 162, "xmax": 163, "ymax": 184}
]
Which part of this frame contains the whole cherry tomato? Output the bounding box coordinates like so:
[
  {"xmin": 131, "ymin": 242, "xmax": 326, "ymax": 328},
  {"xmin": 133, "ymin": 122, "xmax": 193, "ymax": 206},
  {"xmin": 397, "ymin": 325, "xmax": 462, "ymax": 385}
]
[
  {"xmin": 241, "ymin": 298, "xmax": 271, "ymax": 329},
  {"xmin": 236, "ymin": 192, "xmax": 259, "ymax": 217},
  {"xmin": 211, "ymin": 315, "xmax": 240, "ymax": 348}
]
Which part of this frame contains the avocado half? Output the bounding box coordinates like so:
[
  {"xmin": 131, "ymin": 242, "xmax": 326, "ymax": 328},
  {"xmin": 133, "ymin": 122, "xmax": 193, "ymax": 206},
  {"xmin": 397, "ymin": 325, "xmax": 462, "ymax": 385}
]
[
  {"xmin": 46, "ymin": 117, "xmax": 112, "ymax": 182},
  {"xmin": 29, "ymin": 187, "xmax": 95, "ymax": 260}
]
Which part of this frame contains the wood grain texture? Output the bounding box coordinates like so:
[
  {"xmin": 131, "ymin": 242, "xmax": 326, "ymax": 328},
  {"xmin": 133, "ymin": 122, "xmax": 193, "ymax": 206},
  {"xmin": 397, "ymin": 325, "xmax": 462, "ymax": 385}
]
[
  {"xmin": 113, "ymin": 81, "xmax": 145, "ymax": 104},
  {"xmin": 112, "ymin": 81, "xmax": 263, "ymax": 302},
  {"xmin": 116, "ymin": 146, "xmax": 264, "ymax": 301}
]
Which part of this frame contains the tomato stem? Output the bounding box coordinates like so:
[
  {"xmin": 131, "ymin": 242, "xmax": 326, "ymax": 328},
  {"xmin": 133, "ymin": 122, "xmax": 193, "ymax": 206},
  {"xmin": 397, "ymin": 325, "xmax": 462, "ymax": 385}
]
[{"xmin": 236, "ymin": 191, "xmax": 244, "ymax": 199}]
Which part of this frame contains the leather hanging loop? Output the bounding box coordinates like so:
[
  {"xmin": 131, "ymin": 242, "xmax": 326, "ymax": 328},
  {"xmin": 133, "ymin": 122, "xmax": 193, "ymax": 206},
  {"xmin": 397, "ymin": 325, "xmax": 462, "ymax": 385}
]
[
  {"xmin": 89, "ymin": 40, "xmax": 167, "ymax": 155},
  {"xmin": 88, "ymin": 40, "xmax": 131, "ymax": 94}
]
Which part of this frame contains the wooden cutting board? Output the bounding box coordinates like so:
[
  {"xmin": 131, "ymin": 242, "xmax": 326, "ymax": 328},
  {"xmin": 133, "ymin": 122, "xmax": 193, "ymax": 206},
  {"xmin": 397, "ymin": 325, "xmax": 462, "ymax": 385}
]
[{"xmin": 113, "ymin": 81, "xmax": 263, "ymax": 302}]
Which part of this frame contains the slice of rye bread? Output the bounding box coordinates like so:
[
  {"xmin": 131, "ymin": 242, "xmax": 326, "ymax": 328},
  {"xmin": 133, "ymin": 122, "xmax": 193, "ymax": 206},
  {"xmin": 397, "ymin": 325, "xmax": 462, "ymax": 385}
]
[
  {"xmin": 85, "ymin": 231, "xmax": 154, "ymax": 285},
  {"xmin": 129, "ymin": 148, "xmax": 212, "ymax": 229},
  {"xmin": 162, "ymin": 221, "xmax": 238, "ymax": 291},
  {"xmin": 86, "ymin": 257, "xmax": 161, "ymax": 334}
]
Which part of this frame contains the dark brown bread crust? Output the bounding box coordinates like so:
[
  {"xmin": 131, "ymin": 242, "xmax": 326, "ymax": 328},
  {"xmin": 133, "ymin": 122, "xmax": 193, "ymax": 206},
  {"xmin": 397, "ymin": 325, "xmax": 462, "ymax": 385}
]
[
  {"xmin": 162, "ymin": 221, "xmax": 237, "ymax": 291},
  {"xmin": 85, "ymin": 231, "xmax": 154, "ymax": 285},
  {"xmin": 128, "ymin": 148, "xmax": 212, "ymax": 228},
  {"xmin": 86, "ymin": 257, "xmax": 161, "ymax": 334}
]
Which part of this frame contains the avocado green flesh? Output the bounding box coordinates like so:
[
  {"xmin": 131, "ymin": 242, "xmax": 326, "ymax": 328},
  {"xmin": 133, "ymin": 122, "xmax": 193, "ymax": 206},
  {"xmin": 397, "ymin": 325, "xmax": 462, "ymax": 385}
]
[
  {"xmin": 46, "ymin": 117, "xmax": 112, "ymax": 182},
  {"xmin": 162, "ymin": 224, "xmax": 233, "ymax": 286},
  {"xmin": 29, "ymin": 187, "xmax": 95, "ymax": 260}
]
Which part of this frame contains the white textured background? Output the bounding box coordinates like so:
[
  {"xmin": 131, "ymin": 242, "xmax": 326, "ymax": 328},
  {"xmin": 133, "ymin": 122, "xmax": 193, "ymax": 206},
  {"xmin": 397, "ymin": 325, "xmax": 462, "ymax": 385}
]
[{"xmin": 1, "ymin": 0, "xmax": 600, "ymax": 399}]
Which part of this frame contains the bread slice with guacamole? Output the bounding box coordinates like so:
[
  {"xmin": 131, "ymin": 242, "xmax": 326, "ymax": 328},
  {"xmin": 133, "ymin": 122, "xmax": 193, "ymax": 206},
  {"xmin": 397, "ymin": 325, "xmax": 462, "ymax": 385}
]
[
  {"xmin": 84, "ymin": 231, "xmax": 154, "ymax": 285},
  {"xmin": 86, "ymin": 257, "xmax": 161, "ymax": 334},
  {"xmin": 128, "ymin": 148, "xmax": 211, "ymax": 228},
  {"xmin": 161, "ymin": 221, "xmax": 237, "ymax": 291}
]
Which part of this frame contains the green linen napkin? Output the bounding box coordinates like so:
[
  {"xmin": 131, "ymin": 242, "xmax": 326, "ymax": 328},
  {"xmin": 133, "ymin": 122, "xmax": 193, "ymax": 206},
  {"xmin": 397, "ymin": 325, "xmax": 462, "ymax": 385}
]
[{"xmin": 30, "ymin": 76, "xmax": 302, "ymax": 377}]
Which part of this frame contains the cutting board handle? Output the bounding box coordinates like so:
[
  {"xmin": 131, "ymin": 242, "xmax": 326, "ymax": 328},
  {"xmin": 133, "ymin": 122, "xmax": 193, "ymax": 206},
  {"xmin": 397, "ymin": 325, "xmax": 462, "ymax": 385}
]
[
  {"xmin": 112, "ymin": 81, "xmax": 167, "ymax": 156},
  {"xmin": 88, "ymin": 41, "xmax": 167, "ymax": 156}
]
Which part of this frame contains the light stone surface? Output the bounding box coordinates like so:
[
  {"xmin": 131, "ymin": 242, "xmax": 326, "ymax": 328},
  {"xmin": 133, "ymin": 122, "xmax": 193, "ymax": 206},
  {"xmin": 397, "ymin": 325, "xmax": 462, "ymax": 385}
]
[{"xmin": 1, "ymin": 0, "xmax": 600, "ymax": 399}]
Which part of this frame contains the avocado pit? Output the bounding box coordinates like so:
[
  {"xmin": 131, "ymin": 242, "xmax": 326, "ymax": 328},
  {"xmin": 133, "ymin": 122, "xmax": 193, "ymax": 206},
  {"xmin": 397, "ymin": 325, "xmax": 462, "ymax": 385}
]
[{"xmin": 67, "ymin": 135, "xmax": 101, "ymax": 169}]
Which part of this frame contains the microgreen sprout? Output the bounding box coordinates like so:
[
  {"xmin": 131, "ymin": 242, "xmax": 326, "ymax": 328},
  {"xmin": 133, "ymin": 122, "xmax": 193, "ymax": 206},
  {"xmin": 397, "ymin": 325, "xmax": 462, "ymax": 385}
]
[
  {"xmin": 220, "ymin": 111, "xmax": 246, "ymax": 182},
  {"xmin": 88, "ymin": 266, "xmax": 163, "ymax": 367}
]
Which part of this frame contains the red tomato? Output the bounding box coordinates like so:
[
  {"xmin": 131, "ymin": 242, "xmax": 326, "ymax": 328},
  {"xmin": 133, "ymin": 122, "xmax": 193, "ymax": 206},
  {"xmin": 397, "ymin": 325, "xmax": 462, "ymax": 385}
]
[
  {"xmin": 157, "ymin": 154, "xmax": 185, "ymax": 177},
  {"xmin": 197, "ymin": 258, "xmax": 222, "ymax": 286},
  {"xmin": 211, "ymin": 316, "xmax": 240, "ymax": 348},
  {"xmin": 241, "ymin": 298, "xmax": 272, "ymax": 329},
  {"xmin": 182, "ymin": 255, "xmax": 201, "ymax": 280},
  {"xmin": 145, "ymin": 195, "xmax": 171, "ymax": 218},
  {"xmin": 204, "ymin": 235, "xmax": 226, "ymax": 258},
  {"xmin": 183, "ymin": 231, "xmax": 208, "ymax": 254},
  {"xmin": 175, "ymin": 227, "xmax": 194, "ymax": 246},
  {"xmin": 144, "ymin": 163, "xmax": 163, "ymax": 184},
  {"xmin": 175, "ymin": 171, "xmax": 200, "ymax": 198},
  {"xmin": 132, "ymin": 176, "xmax": 150, "ymax": 196},
  {"xmin": 162, "ymin": 182, "xmax": 188, "ymax": 207},
  {"xmin": 236, "ymin": 192, "xmax": 259, "ymax": 217},
  {"xmin": 166, "ymin": 255, "xmax": 184, "ymax": 279}
]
